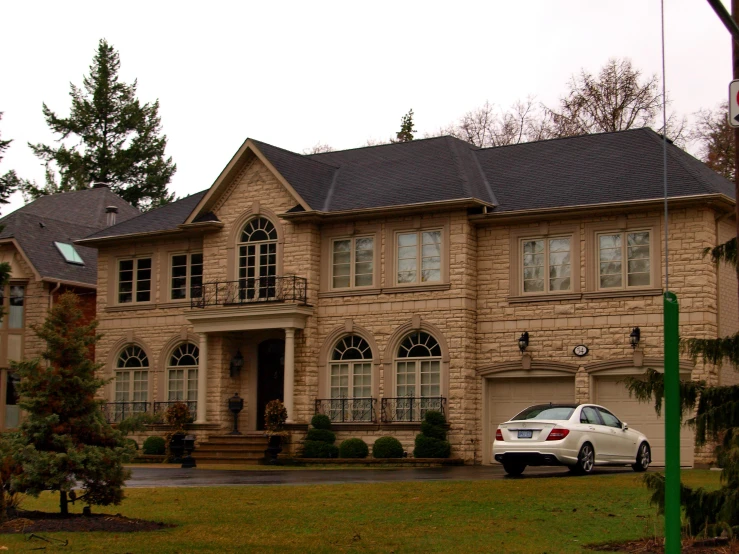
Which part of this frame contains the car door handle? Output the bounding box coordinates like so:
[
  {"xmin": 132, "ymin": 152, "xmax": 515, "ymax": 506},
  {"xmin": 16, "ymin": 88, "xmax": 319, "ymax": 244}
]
[{"xmin": 588, "ymin": 426, "xmax": 596, "ymax": 431}]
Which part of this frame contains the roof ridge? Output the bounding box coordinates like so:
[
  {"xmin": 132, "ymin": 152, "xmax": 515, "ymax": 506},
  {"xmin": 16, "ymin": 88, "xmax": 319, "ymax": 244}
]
[
  {"xmin": 307, "ymin": 135, "xmax": 474, "ymax": 158},
  {"xmin": 477, "ymin": 127, "xmax": 654, "ymax": 152},
  {"xmin": 250, "ymin": 139, "xmax": 339, "ymax": 170},
  {"xmin": 8, "ymin": 210, "xmax": 99, "ymax": 231},
  {"xmin": 642, "ymin": 129, "xmax": 711, "ymax": 194},
  {"xmin": 321, "ymin": 166, "xmax": 341, "ymax": 212},
  {"xmin": 101, "ymin": 190, "xmax": 207, "ymax": 232}
]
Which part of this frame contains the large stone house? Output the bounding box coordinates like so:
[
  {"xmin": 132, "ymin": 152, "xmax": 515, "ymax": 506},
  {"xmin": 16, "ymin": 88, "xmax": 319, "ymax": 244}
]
[
  {"xmin": 77, "ymin": 129, "xmax": 737, "ymax": 466},
  {"xmin": 0, "ymin": 186, "xmax": 138, "ymax": 430}
]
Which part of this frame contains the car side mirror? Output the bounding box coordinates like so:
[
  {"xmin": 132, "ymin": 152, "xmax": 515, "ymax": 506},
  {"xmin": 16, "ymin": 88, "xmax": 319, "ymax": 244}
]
[{"xmin": 622, "ymin": 422, "xmax": 628, "ymax": 430}]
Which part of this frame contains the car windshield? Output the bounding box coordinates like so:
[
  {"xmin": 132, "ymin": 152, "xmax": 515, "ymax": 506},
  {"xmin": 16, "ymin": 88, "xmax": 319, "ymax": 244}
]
[{"xmin": 511, "ymin": 406, "xmax": 575, "ymax": 421}]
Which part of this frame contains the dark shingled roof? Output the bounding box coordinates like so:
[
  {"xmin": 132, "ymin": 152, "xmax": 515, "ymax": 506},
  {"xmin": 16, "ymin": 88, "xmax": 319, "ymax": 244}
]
[
  {"xmin": 84, "ymin": 191, "xmax": 208, "ymax": 240},
  {"xmin": 0, "ymin": 187, "xmax": 139, "ymax": 285}
]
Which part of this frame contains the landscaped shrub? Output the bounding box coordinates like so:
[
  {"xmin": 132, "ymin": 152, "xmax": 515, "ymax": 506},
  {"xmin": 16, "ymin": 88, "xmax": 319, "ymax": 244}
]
[
  {"xmin": 142, "ymin": 436, "xmax": 166, "ymax": 455},
  {"xmin": 372, "ymin": 436, "xmax": 404, "ymax": 458},
  {"xmin": 413, "ymin": 410, "xmax": 451, "ymax": 458},
  {"xmin": 301, "ymin": 440, "xmax": 339, "ymax": 458},
  {"xmin": 339, "ymin": 438, "xmax": 369, "ymax": 459},
  {"xmin": 311, "ymin": 414, "xmax": 332, "ymax": 430},
  {"xmin": 306, "ymin": 428, "xmax": 336, "ymax": 444},
  {"xmin": 125, "ymin": 438, "xmax": 139, "ymax": 451}
]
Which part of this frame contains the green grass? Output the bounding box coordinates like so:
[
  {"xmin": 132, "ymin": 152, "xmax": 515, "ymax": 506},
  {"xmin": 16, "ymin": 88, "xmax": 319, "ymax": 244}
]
[{"xmin": 0, "ymin": 470, "xmax": 722, "ymax": 553}]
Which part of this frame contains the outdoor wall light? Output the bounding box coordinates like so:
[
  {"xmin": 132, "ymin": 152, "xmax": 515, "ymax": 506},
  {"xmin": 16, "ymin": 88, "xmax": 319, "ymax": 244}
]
[
  {"xmin": 518, "ymin": 331, "xmax": 529, "ymax": 353},
  {"xmin": 229, "ymin": 349, "xmax": 244, "ymax": 377},
  {"xmin": 630, "ymin": 327, "xmax": 641, "ymax": 349}
]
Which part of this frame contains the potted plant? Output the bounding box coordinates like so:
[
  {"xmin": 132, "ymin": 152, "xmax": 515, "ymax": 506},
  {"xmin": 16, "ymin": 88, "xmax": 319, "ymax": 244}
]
[
  {"xmin": 264, "ymin": 399, "xmax": 288, "ymax": 464},
  {"xmin": 164, "ymin": 402, "xmax": 193, "ymax": 462}
]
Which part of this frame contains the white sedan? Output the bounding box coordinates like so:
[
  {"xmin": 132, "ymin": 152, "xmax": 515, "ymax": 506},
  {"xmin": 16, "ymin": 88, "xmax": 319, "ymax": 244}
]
[{"xmin": 492, "ymin": 403, "xmax": 651, "ymax": 476}]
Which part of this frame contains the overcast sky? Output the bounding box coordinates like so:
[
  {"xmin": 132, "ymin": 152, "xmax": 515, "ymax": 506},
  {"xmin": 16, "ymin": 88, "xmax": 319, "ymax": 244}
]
[{"xmin": 0, "ymin": 0, "xmax": 732, "ymax": 213}]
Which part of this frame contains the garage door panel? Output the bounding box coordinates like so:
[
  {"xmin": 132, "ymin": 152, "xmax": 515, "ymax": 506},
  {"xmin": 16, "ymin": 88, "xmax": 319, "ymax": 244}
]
[
  {"xmin": 489, "ymin": 377, "xmax": 576, "ymax": 428},
  {"xmin": 594, "ymin": 375, "xmax": 694, "ymax": 467}
]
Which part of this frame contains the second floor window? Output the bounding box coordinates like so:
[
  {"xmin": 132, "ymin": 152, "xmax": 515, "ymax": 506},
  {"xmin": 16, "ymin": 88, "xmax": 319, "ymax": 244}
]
[
  {"xmin": 396, "ymin": 230, "xmax": 441, "ymax": 285},
  {"xmin": 598, "ymin": 231, "xmax": 651, "ymax": 289},
  {"xmin": 171, "ymin": 253, "xmax": 203, "ymax": 300},
  {"xmin": 239, "ymin": 217, "xmax": 277, "ymax": 300},
  {"xmin": 522, "ymin": 237, "xmax": 572, "ymax": 293},
  {"xmin": 332, "ymin": 237, "xmax": 374, "ymax": 289},
  {"xmin": 0, "ymin": 284, "xmax": 25, "ymax": 365},
  {"xmin": 118, "ymin": 258, "xmax": 152, "ymax": 303}
]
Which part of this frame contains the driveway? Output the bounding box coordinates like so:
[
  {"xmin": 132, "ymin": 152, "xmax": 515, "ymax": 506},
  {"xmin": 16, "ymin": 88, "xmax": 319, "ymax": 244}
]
[{"xmin": 125, "ymin": 464, "xmax": 645, "ymax": 488}]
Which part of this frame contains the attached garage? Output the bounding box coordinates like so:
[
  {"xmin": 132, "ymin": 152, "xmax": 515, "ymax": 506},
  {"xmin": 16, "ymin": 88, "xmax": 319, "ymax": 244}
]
[{"xmin": 591, "ymin": 367, "xmax": 695, "ymax": 467}]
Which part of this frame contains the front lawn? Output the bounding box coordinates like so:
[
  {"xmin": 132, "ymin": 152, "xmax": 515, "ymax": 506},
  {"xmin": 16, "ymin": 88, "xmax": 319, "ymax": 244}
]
[{"xmin": 0, "ymin": 470, "xmax": 722, "ymax": 553}]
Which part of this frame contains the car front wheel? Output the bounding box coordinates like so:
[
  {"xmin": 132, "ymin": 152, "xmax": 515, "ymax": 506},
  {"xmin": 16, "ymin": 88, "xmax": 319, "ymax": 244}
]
[
  {"xmin": 502, "ymin": 461, "xmax": 526, "ymax": 476},
  {"xmin": 570, "ymin": 443, "xmax": 595, "ymax": 475},
  {"xmin": 632, "ymin": 442, "xmax": 650, "ymax": 472}
]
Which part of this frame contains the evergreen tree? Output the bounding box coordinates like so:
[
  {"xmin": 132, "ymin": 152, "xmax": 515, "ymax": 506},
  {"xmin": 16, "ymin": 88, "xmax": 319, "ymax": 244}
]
[
  {"xmin": 0, "ymin": 113, "xmax": 20, "ymax": 212},
  {"xmin": 27, "ymin": 39, "xmax": 176, "ymax": 210},
  {"xmin": 9, "ymin": 292, "xmax": 132, "ymax": 515},
  {"xmin": 393, "ymin": 109, "xmax": 416, "ymax": 143}
]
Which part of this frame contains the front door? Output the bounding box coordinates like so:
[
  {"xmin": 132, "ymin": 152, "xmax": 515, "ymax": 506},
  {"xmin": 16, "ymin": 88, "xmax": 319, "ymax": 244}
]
[{"xmin": 256, "ymin": 339, "xmax": 285, "ymax": 431}]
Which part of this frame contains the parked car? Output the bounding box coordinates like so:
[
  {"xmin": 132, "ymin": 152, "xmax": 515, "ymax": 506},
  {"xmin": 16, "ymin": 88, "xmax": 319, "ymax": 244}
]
[{"xmin": 492, "ymin": 403, "xmax": 651, "ymax": 476}]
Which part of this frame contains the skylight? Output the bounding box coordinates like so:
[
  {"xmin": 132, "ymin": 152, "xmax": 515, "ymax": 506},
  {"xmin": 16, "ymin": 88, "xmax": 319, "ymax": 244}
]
[{"xmin": 54, "ymin": 242, "xmax": 84, "ymax": 265}]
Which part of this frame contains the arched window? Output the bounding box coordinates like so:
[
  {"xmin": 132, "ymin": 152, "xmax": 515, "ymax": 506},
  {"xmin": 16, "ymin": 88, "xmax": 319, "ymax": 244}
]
[
  {"xmin": 114, "ymin": 345, "xmax": 149, "ymax": 421},
  {"xmin": 238, "ymin": 217, "xmax": 277, "ymax": 300},
  {"xmin": 394, "ymin": 331, "xmax": 442, "ymax": 420},
  {"xmin": 328, "ymin": 335, "xmax": 373, "ymax": 422},
  {"xmin": 167, "ymin": 343, "xmax": 199, "ymax": 403}
]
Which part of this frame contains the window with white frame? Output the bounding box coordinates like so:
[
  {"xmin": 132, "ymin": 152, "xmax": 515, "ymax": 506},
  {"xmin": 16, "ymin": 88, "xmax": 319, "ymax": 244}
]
[
  {"xmin": 115, "ymin": 345, "xmax": 149, "ymax": 405},
  {"xmin": 597, "ymin": 230, "xmax": 651, "ymax": 289},
  {"xmin": 238, "ymin": 217, "xmax": 277, "ymax": 300},
  {"xmin": 394, "ymin": 331, "xmax": 443, "ymax": 421},
  {"xmin": 118, "ymin": 258, "xmax": 152, "ymax": 303},
  {"xmin": 167, "ymin": 343, "xmax": 199, "ymax": 402},
  {"xmin": 0, "ymin": 284, "xmax": 25, "ymax": 366},
  {"xmin": 327, "ymin": 335, "xmax": 373, "ymax": 422},
  {"xmin": 396, "ymin": 230, "xmax": 442, "ymax": 285},
  {"xmin": 171, "ymin": 252, "xmax": 203, "ymax": 300},
  {"xmin": 331, "ymin": 236, "xmax": 374, "ymax": 289},
  {"xmin": 521, "ymin": 236, "xmax": 572, "ymax": 293}
]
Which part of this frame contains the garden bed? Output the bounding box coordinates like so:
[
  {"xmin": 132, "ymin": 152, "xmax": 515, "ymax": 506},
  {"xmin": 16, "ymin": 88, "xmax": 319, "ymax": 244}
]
[
  {"xmin": 132, "ymin": 454, "xmax": 167, "ymax": 463},
  {"xmin": 283, "ymin": 457, "xmax": 464, "ymax": 467},
  {"xmin": 0, "ymin": 511, "xmax": 174, "ymax": 534}
]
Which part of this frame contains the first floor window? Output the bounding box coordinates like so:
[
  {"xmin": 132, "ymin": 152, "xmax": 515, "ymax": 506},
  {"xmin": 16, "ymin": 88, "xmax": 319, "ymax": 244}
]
[
  {"xmin": 328, "ymin": 336, "xmax": 373, "ymax": 421},
  {"xmin": 522, "ymin": 236, "xmax": 571, "ymax": 293},
  {"xmin": 396, "ymin": 230, "xmax": 441, "ymax": 284},
  {"xmin": 171, "ymin": 252, "xmax": 203, "ymax": 300},
  {"xmin": 113, "ymin": 345, "xmax": 149, "ymax": 421},
  {"xmin": 118, "ymin": 258, "xmax": 152, "ymax": 303},
  {"xmin": 598, "ymin": 231, "xmax": 651, "ymax": 289},
  {"xmin": 394, "ymin": 331, "xmax": 443, "ymax": 421},
  {"xmin": 167, "ymin": 343, "xmax": 199, "ymax": 402}
]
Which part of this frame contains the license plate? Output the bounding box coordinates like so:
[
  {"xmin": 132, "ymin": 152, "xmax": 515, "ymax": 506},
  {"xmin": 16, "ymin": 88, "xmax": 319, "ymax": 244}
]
[{"xmin": 517, "ymin": 430, "xmax": 533, "ymax": 439}]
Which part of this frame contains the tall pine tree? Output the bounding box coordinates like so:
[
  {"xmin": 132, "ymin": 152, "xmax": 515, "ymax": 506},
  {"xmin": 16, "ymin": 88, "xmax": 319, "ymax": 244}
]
[
  {"xmin": 0, "ymin": 113, "xmax": 20, "ymax": 212},
  {"xmin": 393, "ymin": 109, "xmax": 416, "ymax": 143},
  {"xmin": 27, "ymin": 39, "xmax": 176, "ymax": 210},
  {"xmin": 9, "ymin": 292, "xmax": 132, "ymax": 515}
]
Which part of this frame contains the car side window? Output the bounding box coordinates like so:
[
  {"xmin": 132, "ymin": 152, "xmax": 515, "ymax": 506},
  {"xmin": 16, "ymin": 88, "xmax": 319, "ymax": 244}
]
[
  {"xmin": 597, "ymin": 408, "xmax": 622, "ymax": 428},
  {"xmin": 580, "ymin": 407, "xmax": 601, "ymax": 425}
]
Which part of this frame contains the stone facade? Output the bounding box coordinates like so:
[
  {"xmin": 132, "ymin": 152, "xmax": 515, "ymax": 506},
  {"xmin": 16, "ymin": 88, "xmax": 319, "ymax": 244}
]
[{"xmin": 93, "ymin": 152, "xmax": 737, "ymax": 465}]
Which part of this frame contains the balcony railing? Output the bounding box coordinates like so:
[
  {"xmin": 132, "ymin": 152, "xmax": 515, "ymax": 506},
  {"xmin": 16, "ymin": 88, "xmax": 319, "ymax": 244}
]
[
  {"xmin": 315, "ymin": 398, "xmax": 377, "ymax": 423},
  {"xmin": 191, "ymin": 276, "xmax": 308, "ymax": 308},
  {"xmin": 380, "ymin": 396, "xmax": 446, "ymax": 423},
  {"xmin": 101, "ymin": 401, "xmax": 197, "ymax": 424}
]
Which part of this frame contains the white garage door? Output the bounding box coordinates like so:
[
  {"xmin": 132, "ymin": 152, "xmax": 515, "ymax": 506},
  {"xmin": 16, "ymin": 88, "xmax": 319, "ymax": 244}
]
[
  {"xmin": 488, "ymin": 377, "xmax": 576, "ymax": 431},
  {"xmin": 593, "ymin": 375, "xmax": 694, "ymax": 467}
]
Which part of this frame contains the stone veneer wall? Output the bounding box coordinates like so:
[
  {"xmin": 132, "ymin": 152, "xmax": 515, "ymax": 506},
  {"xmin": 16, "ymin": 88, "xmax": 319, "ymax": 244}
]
[{"xmin": 717, "ymin": 218, "xmax": 739, "ymax": 387}]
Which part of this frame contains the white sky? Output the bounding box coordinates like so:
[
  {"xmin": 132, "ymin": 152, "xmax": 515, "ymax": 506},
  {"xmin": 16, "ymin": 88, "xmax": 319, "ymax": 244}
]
[{"xmin": 0, "ymin": 0, "xmax": 732, "ymax": 213}]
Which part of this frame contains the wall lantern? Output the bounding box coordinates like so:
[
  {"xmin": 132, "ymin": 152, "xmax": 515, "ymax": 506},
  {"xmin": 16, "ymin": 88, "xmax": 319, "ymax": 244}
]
[
  {"xmin": 518, "ymin": 331, "xmax": 529, "ymax": 353},
  {"xmin": 630, "ymin": 327, "xmax": 641, "ymax": 350},
  {"xmin": 229, "ymin": 349, "xmax": 244, "ymax": 377}
]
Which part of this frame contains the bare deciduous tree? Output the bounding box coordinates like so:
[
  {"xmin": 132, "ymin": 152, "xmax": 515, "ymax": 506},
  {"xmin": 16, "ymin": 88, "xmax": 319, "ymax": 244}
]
[
  {"xmin": 690, "ymin": 102, "xmax": 734, "ymax": 181},
  {"xmin": 303, "ymin": 142, "xmax": 334, "ymax": 155}
]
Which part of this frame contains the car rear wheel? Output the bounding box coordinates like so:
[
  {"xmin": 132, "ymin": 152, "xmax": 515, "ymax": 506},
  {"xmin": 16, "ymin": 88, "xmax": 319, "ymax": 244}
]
[
  {"xmin": 502, "ymin": 461, "xmax": 526, "ymax": 476},
  {"xmin": 570, "ymin": 443, "xmax": 595, "ymax": 475},
  {"xmin": 632, "ymin": 442, "xmax": 650, "ymax": 472}
]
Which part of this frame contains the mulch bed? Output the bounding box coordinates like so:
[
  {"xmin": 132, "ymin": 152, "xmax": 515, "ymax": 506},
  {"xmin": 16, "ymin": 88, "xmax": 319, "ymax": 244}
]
[
  {"xmin": 0, "ymin": 511, "xmax": 174, "ymax": 534},
  {"xmin": 590, "ymin": 537, "xmax": 739, "ymax": 553}
]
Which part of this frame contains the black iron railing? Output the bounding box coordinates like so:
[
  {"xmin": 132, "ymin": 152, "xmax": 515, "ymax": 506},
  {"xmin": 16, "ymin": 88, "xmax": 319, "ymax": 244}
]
[
  {"xmin": 153, "ymin": 401, "xmax": 197, "ymax": 421},
  {"xmin": 315, "ymin": 398, "xmax": 376, "ymax": 423},
  {"xmin": 380, "ymin": 396, "xmax": 446, "ymax": 423},
  {"xmin": 191, "ymin": 276, "xmax": 308, "ymax": 308},
  {"xmin": 101, "ymin": 401, "xmax": 151, "ymax": 423}
]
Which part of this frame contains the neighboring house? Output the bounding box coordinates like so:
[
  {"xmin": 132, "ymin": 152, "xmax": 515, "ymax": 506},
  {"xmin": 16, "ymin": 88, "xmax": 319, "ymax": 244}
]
[
  {"xmin": 0, "ymin": 186, "xmax": 138, "ymax": 430},
  {"xmin": 77, "ymin": 129, "xmax": 737, "ymax": 466}
]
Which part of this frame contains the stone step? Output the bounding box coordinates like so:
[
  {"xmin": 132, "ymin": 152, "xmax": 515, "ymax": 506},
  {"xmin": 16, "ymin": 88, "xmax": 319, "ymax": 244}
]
[
  {"xmin": 195, "ymin": 458, "xmax": 263, "ymax": 466},
  {"xmin": 196, "ymin": 445, "xmax": 266, "ymax": 453},
  {"xmin": 195, "ymin": 452, "xmax": 265, "ymax": 461}
]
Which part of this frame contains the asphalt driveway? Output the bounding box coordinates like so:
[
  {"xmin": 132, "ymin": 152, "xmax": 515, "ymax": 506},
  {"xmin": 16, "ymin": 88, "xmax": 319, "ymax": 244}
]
[{"xmin": 125, "ymin": 464, "xmax": 645, "ymax": 488}]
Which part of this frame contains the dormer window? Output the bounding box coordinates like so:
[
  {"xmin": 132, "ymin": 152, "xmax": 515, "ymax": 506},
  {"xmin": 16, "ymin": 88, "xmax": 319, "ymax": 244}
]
[{"xmin": 54, "ymin": 242, "xmax": 84, "ymax": 265}]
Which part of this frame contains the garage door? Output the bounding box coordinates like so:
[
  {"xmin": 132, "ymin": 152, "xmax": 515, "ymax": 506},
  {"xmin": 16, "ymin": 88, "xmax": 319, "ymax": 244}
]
[
  {"xmin": 488, "ymin": 377, "xmax": 576, "ymax": 431},
  {"xmin": 593, "ymin": 375, "xmax": 694, "ymax": 467}
]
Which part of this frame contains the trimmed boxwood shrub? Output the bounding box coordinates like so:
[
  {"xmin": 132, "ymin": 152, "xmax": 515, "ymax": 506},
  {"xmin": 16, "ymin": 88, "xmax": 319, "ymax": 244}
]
[
  {"xmin": 142, "ymin": 436, "xmax": 166, "ymax": 455},
  {"xmin": 125, "ymin": 438, "xmax": 139, "ymax": 451},
  {"xmin": 339, "ymin": 438, "xmax": 369, "ymax": 459},
  {"xmin": 311, "ymin": 414, "xmax": 332, "ymax": 430},
  {"xmin": 372, "ymin": 436, "xmax": 404, "ymax": 458},
  {"xmin": 423, "ymin": 410, "xmax": 447, "ymax": 427},
  {"xmin": 306, "ymin": 428, "xmax": 336, "ymax": 444},
  {"xmin": 302, "ymin": 440, "xmax": 339, "ymax": 458},
  {"xmin": 414, "ymin": 434, "xmax": 451, "ymax": 458},
  {"xmin": 420, "ymin": 420, "xmax": 447, "ymax": 440}
]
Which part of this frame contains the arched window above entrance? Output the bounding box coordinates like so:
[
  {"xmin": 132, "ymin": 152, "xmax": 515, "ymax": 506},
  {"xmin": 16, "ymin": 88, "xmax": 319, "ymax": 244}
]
[{"xmin": 237, "ymin": 217, "xmax": 277, "ymax": 300}]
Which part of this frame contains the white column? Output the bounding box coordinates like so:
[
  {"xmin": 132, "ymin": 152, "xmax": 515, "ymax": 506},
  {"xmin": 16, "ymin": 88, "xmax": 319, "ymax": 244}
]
[
  {"xmin": 195, "ymin": 333, "xmax": 208, "ymax": 424},
  {"xmin": 284, "ymin": 328, "xmax": 296, "ymax": 423}
]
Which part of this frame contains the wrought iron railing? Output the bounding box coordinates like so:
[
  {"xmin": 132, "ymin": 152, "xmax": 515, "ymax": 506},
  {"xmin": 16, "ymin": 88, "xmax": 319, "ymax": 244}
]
[
  {"xmin": 101, "ymin": 401, "xmax": 151, "ymax": 423},
  {"xmin": 380, "ymin": 396, "xmax": 446, "ymax": 423},
  {"xmin": 315, "ymin": 397, "xmax": 376, "ymax": 423},
  {"xmin": 153, "ymin": 401, "xmax": 197, "ymax": 421},
  {"xmin": 191, "ymin": 276, "xmax": 308, "ymax": 308}
]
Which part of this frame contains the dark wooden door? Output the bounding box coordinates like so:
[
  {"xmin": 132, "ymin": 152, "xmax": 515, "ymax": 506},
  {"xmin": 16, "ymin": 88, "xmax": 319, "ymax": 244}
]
[{"xmin": 256, "ymin": 339, "xmax": 285, "ymax": 431}]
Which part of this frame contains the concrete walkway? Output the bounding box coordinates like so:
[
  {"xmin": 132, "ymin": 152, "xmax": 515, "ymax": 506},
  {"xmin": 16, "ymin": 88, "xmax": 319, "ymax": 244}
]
[{"xmin": 125, "ymin": 464, "xmax": 642, "ymax": 488}]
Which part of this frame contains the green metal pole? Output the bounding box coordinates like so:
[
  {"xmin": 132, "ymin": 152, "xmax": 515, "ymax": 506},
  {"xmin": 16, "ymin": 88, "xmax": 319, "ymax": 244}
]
[{"xmin": 663, "ymin": 291, "xmax": 681, "ymax": 553}]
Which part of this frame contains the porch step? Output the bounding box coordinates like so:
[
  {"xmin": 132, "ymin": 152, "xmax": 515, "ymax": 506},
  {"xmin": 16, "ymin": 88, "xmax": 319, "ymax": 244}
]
[{"xmin": 194, "ymin": 433, "xmax": 270, "ymax": 465}]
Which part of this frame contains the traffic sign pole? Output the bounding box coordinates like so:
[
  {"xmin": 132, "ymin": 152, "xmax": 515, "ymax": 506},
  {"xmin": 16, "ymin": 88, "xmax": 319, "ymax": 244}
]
[{"xmin": 664, "ymin": 291, "xmax": 681, "ymax": 553}]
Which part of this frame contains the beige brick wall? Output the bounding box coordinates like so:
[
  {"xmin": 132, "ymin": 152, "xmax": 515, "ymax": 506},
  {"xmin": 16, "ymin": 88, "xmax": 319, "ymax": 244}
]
[{"xmin": 717, "ymin": 218, "xmax": 739, "ymax": 386}]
